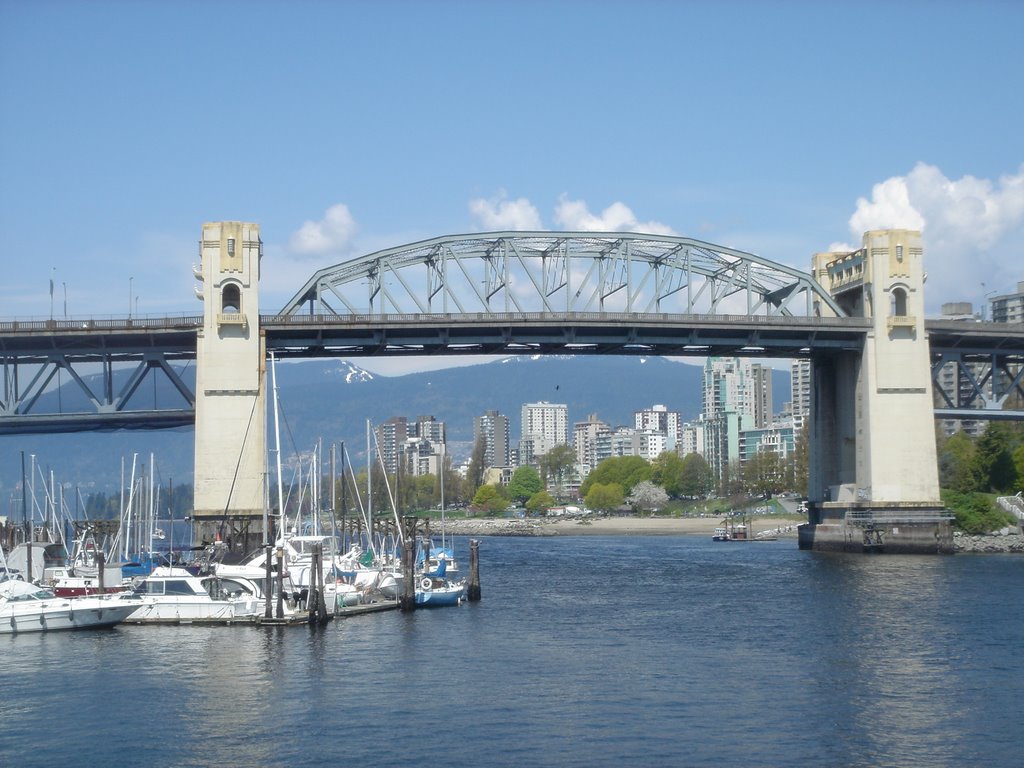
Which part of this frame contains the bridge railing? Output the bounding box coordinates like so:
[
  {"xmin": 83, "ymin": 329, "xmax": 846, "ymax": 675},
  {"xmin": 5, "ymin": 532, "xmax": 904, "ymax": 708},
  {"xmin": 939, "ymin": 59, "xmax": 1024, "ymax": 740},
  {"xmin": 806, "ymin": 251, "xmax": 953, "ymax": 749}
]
[
  {"xmin": 260, "ymin": 310, "xmax": 868, "ymax": 327},
  {"xmin": 0, "ymin": 315, "xmax": 203, "ymax": 332},
  {"xmin": 846, "ymin": 508, "xmax": 954, "ymax": 525}
]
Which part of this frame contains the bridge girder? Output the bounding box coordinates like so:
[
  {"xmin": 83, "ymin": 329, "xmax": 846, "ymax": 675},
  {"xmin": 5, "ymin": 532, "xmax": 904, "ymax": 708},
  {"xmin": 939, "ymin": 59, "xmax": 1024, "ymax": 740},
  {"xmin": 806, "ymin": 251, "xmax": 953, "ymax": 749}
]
[{"xmin": 279, "ymin": 232, "xmax": 846, "ymax": 319}]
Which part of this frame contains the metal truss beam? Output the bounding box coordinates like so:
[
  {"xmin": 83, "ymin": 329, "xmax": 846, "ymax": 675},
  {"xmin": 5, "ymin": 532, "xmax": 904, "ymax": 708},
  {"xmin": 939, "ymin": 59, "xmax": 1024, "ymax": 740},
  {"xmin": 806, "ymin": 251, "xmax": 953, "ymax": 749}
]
[
  {"xmin": 0, "ymin": 318, "xmax": 199, "ymax": 434},
  {"xmin": 280, "ymin": 232, "xmax": 844, "ymax": 319}
]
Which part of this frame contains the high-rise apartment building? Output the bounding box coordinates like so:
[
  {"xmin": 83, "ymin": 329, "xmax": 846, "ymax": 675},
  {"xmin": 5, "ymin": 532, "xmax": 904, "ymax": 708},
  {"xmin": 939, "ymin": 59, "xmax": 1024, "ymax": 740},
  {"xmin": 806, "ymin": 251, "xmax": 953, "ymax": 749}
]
[
  {"xmin": 702, "ymin": 357, "xmax": 774, "ymax": 481},
  {"xmin": 376, "ymin": 415, "xmax": 446, "ymax": 474},
  {"xmin": 790, "ymin": 359, "xmax": 811, "ymax": 435},
  {"xmin": 634, "ymin": 404, "xmax": 680, "ymax": 452},
  {"xmin": 474, "ymin": 410, "xmax": 511, "ymax": 469},
  {"xmin": 520, "ymin": 401, "xmax": 569, "ymax": 465},
  {"xmin": 990, "ymin": 281, "xmax": 1024, "ymax": 324},
  {"xmin": 573, "ymin": 413, "xmax": 610, "ymax": 477}
]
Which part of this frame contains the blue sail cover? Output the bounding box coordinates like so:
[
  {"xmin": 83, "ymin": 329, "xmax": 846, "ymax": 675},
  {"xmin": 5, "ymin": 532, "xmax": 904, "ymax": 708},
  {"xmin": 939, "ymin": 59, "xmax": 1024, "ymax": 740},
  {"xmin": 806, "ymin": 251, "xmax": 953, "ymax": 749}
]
[{"xmin": 423, "ymin": 557, "xmax": 447, "ymax": 578}]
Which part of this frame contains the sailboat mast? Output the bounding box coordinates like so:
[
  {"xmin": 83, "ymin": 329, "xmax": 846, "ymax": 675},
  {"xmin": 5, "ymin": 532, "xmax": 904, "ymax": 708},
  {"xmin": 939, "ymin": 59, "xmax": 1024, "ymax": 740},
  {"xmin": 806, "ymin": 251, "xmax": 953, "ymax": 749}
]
[{"xmin": 271, "ymin": 352, "xmax": 285, "ymax": 546}]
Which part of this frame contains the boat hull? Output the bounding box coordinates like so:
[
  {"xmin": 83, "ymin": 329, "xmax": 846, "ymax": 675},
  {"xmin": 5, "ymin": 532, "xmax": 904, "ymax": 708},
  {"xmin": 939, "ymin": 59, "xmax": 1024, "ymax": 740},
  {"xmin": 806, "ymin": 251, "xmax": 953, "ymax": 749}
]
[{"xmin": 0, "ymin": 597, "xmax": 140, "ymax": 634}]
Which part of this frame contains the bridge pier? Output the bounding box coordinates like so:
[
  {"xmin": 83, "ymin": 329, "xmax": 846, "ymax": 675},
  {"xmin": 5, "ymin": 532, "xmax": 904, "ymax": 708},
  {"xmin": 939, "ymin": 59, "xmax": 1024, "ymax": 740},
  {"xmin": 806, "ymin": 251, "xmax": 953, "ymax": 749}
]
[
  {"xmin": 801, "ymin": 230, "xmax": 953, "ymax": 554},
  {"xmin": 192, "ymin": 222, "xmax": 267, "ymax": 545}
]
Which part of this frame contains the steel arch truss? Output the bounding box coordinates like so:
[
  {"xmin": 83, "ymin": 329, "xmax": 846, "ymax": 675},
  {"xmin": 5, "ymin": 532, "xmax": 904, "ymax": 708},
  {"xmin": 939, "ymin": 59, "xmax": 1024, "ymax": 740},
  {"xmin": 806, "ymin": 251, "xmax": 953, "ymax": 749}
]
[
  {"xmin": 280, "ymin": 232, "xmax": 844, "ymax": 318},
  {"xmin": 0, "ymin": 352, "xmax": 196, "ymax": 434}
]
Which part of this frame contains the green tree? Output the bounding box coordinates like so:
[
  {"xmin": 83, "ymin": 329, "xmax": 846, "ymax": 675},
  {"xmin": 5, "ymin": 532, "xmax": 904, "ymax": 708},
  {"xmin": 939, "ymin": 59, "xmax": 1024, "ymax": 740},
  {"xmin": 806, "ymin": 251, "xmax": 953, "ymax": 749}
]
[
  {"xmin": 741, "ymin": 451, "xmax": 787, "ymax": 498},
  {"xmin": 584, "ymin": 482, "xmax": 625, "ymax": 513},
  {"xmin": 976, "ymin": 423, "xmax": 1016, "ymax": 493},
  {"xmin": 579, "ymin": 456, "xmax": 652, "ymax": 498},
  {"xmin": 507, "ymin": 465, "xmax": 543, "ymax": 502},
  {"xmin": 650, "ymin": 452, "xmax": 686, "ymax": 498},
  {"xmin": 791, "ymin": 422, "xmax": 810, "ymax": 497},
  {"xmin": 470, "ymin": 483, "xmax": 508, "ymax": 514},
  {"xmin": 525, "ymin": 490, "xmax": 555, "ymax": 514},
  {"xmin": 538, "ymin": 444, "xmax": 577, "ymax": 498},
  {"xmin": 678, "ymin": 453, "xmax": 715, "ymax": 498},
  {"xmin": 1014, "ymin": 445, "xmax": 1024, "ymax": 493},
  {"xmin": 938, "ymin": 430, "xmax": 983, "ymax": 493}
]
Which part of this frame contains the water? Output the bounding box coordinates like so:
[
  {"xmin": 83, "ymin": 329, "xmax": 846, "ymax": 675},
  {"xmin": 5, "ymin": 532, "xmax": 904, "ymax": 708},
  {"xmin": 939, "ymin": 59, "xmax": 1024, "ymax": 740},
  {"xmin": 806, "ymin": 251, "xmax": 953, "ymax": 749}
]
[{"xmin": 3, "ymin": 536, "xmax": 1022, "ymax": 767}]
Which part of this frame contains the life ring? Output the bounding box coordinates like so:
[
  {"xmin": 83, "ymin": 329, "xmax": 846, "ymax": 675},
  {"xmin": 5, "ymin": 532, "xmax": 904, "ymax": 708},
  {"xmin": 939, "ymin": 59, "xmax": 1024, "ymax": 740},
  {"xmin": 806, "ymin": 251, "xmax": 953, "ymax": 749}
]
[{"xmin": 420, "ymin": 577, "xmax": 433, "ymax": 591}]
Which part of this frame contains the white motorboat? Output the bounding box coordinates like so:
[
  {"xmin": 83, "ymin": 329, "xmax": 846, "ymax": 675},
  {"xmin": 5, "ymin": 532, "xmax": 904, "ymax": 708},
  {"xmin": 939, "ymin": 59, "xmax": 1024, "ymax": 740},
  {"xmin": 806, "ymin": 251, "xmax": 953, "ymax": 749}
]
[
  {"xmin": 119, "ymin": 567, "xmax": 264, "ymax": 624},
  {"xmin": 0, "ymin": 580, "xmax": 141, "ymax": 635}
]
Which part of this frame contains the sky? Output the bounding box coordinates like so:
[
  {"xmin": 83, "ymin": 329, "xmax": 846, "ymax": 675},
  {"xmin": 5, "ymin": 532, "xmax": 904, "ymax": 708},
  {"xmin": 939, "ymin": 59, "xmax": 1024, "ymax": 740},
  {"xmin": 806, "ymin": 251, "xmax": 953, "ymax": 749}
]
[{"xmin": 1, "ymin": 0, "xmax": 1022, "ymax": 376}]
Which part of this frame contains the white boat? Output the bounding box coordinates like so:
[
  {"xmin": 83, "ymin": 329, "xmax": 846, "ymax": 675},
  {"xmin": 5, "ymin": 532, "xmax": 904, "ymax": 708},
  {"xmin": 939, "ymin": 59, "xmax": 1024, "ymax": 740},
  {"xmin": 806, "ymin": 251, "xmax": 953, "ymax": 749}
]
[
  {"xmin": 119, "ymin": 567, "xmax": 264, "ymax": 624},
  {"xmin": 0, "ymin": 580, "xmax": 140, "ymax": 635}
]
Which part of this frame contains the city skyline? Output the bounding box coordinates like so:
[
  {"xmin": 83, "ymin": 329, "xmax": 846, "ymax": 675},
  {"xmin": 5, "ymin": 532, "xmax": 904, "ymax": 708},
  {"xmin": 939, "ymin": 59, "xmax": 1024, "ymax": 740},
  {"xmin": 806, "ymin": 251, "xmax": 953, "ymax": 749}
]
[{"xmin": 2, "ymin": 3, "xmax": 1023, "ymax": 378}]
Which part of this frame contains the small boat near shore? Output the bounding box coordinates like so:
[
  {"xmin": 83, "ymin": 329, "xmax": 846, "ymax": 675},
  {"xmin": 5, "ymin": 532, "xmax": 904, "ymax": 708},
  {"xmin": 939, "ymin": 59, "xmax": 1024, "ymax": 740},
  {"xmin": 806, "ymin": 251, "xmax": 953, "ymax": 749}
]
[{"xmin": 0, "ymin": 580, "xmax": 141, "ymax": 635}]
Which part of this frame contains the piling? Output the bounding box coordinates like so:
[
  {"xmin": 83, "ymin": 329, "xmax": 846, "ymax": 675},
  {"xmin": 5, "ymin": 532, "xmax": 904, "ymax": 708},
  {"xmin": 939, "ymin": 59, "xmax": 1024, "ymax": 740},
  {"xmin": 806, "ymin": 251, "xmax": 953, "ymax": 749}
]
[
  {"xmin": 275, "ymin": 546, "xmax": 285, "ymax": 619},
  {"xmin": 97, "ymin": 551, "xmax": 106, "ymax": 594},
  {"xmin": 467, "ymin": 539, "xmax": 481, "ymax": 602},
  {"xmin": 263, "ymin": 544, "xmax": 273, "ymax": 619},
  {"xmin": 307, "ymin": 544, "xmax": 320, "ymax": 624},
  {"xmin": 399, "ymin": 515, "xmax": 417, "ymax": 612}
]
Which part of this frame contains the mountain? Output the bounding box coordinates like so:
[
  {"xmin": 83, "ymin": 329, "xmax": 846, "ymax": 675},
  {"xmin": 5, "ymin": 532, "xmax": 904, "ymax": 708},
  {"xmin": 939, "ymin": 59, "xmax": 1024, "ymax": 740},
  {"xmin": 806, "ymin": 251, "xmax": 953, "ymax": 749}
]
[{"xmin": 0, "ymin": 356, "xmax": 791, "ymax": 496}]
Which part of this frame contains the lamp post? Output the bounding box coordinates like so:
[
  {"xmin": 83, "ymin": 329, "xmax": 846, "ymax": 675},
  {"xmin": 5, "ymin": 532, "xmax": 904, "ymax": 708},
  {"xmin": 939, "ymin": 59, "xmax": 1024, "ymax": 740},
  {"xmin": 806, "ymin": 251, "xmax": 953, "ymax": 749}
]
[
  {"xmin": 129, "ymin": 276, "xmax": 134, "ymax": 319},
  {"xmin": 62, "ymin": 282, "xmax": 67, "ymax": 318}
]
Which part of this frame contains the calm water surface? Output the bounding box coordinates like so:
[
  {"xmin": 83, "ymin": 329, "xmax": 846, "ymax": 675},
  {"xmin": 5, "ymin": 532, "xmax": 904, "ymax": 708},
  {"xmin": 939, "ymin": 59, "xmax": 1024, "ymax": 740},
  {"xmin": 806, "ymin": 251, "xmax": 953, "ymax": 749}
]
[{"xmin": 2, "ymin": 536, "xmax": 1022, "ymax": 767}]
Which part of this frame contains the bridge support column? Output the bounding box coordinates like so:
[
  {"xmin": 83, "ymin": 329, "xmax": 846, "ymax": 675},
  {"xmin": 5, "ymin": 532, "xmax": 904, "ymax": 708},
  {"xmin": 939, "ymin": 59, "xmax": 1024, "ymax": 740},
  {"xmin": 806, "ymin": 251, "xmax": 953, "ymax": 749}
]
[
  {"xmin": 800, "ymin": 230, "xmax": 952, "ymax": 553},
  {"xmin": 192, "ymin": 222, "xmax": 266, "ymax": 548}
]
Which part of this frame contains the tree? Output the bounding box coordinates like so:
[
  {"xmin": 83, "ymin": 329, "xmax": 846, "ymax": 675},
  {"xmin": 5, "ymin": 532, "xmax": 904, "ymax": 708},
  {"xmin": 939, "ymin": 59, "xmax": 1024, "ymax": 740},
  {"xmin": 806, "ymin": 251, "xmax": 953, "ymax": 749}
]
[
  {"xmin": 525, "ymin": 490, "xmax": 555, "ymax": 514},
  {"xmin": 584, "ymin": 482, "xmax": 625, "ymax": 513},
  {"xmin": 976, "ymin": 423, "xmax": 1016, "ymax": 493},
  {"xmin": 938, "ymin": 430, "xmax": 983, "ymax": 493},
  {"xmin": 678, "ymin": 453, "xmax": 715, "ymax": 498},
  {"xmin": 465, "ymin": 435, "xmax": 487, "ymax": 491},
  {"xmin": 507, "ymin": 465, "xmax": 543, "ymax": 502},
  {"xmin": 538, "ymin": 444, "xmax": 577, "ymax": 498},
  {"xmin": 741, "ymin": 451, "xmax": 787, "ymax": 498},
  {"xmin": 470, "ymin": 483, "xmax": 508, "ymax": 514},
  {"xmin": 626, "ymin": 480, "xmax": 669, "ymax": 513},
  {"xmin": 650, "ymin": 452, "xmax": 686, "ymax": 498},
  {"xmin": 791, "ymin": 422, "xmax": 810, "ymax": 497},
  {"xmin": 1015, "ymin": 445, "xmax": 1024, "ymax": 493},
  {"xmin": 579, "ymin": 456, "xmax": 652, "ymax": 498}
]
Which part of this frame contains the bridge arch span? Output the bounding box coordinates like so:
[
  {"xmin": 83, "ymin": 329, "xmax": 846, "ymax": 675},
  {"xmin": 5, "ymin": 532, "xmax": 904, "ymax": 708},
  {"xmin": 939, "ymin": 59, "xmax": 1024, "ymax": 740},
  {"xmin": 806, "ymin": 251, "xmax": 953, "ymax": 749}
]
[{"xmin": 280, "ymin": 232, "xmax": 845, "ymax": 319}]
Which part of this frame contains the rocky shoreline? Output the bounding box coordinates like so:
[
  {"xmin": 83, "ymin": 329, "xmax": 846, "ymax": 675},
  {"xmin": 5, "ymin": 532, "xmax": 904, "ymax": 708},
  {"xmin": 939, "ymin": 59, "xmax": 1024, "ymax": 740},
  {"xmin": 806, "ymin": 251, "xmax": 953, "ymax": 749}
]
[
  {"xmin": 953, "ymin": 528, "xmax": 1024, "ymax": 554},
  {"xmin": 439, "ymin": 515, "xmax": 1024, "ymax": 553}
]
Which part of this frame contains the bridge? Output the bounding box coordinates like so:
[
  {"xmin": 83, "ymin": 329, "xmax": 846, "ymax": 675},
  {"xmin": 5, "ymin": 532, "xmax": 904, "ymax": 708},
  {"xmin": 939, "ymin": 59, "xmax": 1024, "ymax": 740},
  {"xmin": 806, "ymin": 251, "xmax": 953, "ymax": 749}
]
[{"xmin": 2, "ymin": 224, "xmax": 1023, "ymax": 553}]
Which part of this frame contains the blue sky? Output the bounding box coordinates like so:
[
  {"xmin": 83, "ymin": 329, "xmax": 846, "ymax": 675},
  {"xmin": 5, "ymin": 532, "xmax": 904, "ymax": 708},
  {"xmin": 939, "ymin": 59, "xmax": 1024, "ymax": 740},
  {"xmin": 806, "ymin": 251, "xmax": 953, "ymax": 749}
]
[{"xmin": 2, "ymin": 0, "xmax": 1022, "ymax": 373}]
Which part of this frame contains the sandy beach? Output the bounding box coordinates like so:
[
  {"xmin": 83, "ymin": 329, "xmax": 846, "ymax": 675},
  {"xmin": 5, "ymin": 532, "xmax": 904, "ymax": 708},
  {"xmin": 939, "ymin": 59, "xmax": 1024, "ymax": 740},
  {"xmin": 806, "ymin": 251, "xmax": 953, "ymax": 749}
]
[{"xmin": 441, "ymin": 514, "xmax": 805, "ymax": 538}]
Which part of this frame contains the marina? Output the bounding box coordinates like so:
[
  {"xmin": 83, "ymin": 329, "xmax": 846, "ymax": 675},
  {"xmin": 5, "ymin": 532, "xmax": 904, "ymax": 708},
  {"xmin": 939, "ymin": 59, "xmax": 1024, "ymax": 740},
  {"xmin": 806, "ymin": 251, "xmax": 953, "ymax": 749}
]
[{"xmin": 3, "ymin": 535, "xmax": 1022, "ymax": 768}]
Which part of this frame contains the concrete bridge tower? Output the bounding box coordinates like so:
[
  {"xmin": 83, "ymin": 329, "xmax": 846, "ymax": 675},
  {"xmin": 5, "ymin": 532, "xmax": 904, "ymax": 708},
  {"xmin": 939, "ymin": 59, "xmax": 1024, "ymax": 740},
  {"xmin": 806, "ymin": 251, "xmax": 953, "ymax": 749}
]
[
  {"xmin": 192, "ymin": 222, "xmax": 266, "ymax": 538},
  {"xmin": 801, "ymin": 229, "xmax": 952, "ymax": 553}
]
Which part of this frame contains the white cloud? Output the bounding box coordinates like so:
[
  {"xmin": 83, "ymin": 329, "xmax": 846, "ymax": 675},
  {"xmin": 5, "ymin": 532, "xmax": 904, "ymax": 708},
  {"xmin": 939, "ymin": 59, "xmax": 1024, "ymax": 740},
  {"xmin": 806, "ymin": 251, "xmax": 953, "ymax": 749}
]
[
  {"xmin": 468, "ymin": 191, "xmax": 543, "ymax": 230},
  {"xmin": 554, "ymin": 195, "xmax": 676, "ymax": 235},
  {"xmin": 846, "ymin": 162, "xmax": 1024, "ymax": 310},
  {"xmin": 289, "ymin": 203, "xmax": 358, "ymax": 257}
]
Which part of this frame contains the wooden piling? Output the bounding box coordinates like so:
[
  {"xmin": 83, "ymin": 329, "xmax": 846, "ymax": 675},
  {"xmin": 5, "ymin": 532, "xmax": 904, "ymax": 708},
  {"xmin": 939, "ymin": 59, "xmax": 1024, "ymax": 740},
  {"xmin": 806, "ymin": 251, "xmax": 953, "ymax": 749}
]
[
  {"xmin": 399, "ymin": 515, "xmax": 417, "ymax": 612},
  {"xmin": 97, "ymin": 551, "xmax": 106, "ymax": 595},
  {"xmin": 467, "ymin": 539, "xmax": 481, "ymax": 602},
  {"xmin": 275, "ymin": 547, "xmax": 285, "ymax": 619},
  {"xmin": 308, "ymin": 544, "xmax": 320, "ymax": 624},
  {"xmin": 264, "ymin": 544, "xmax": 273, "ymax": 619}
]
